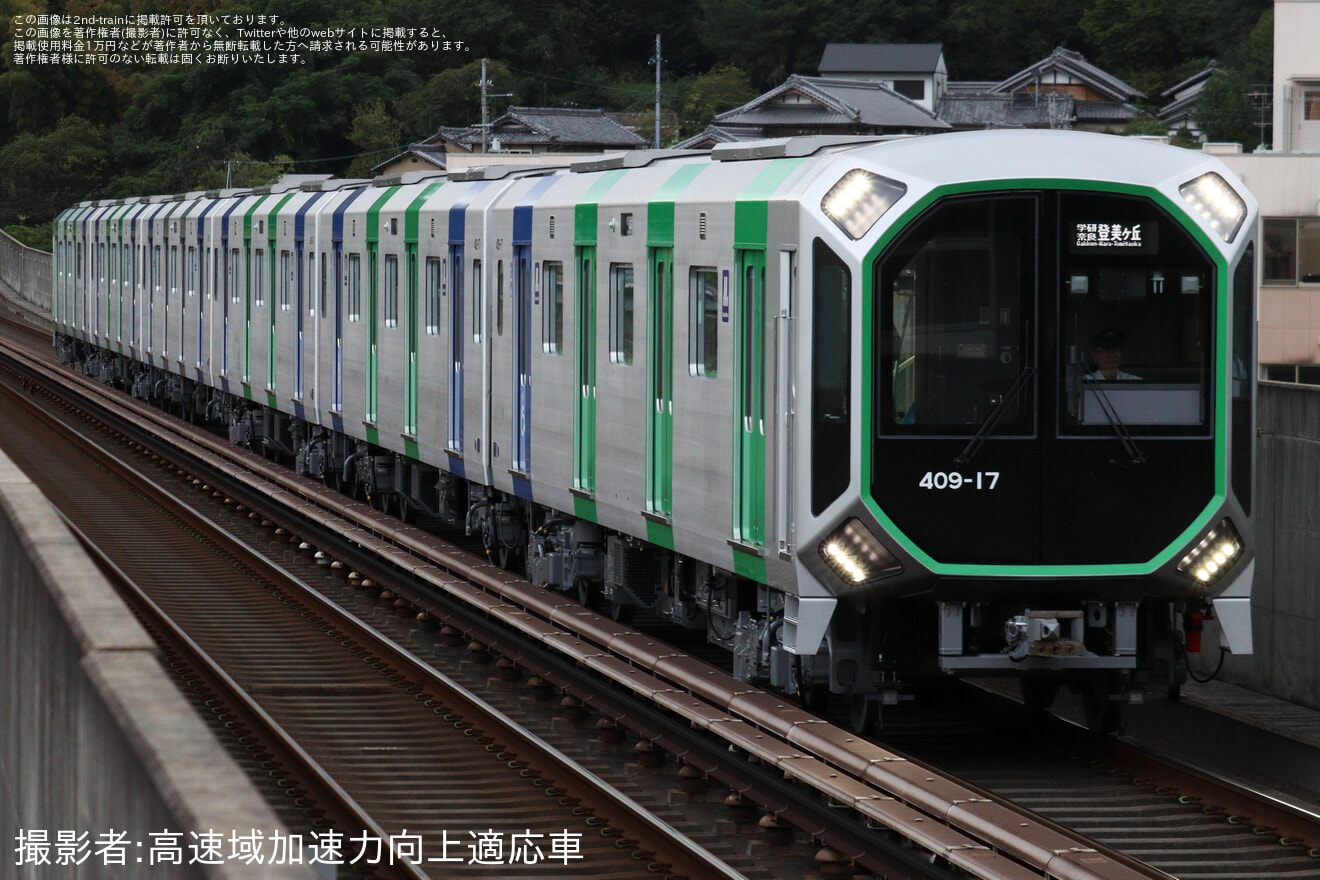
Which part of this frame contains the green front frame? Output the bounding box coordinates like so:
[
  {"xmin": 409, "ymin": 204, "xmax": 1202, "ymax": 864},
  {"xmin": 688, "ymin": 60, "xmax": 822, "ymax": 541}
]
[{"xmin": 859, "ymin": 179, "xmax": 1233, "ymax": 577}]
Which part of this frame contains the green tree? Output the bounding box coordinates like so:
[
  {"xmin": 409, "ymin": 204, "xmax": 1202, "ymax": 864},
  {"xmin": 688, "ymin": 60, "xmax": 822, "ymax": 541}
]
[
  {"xmin": 1196, "ymin": 67, "xmax": 1260, "ymax": 149},
  {"xmin": 0, "ymin": 115, "xmax": 106, "ymax": 224},
  {"xmin": 677, "ymin": 64, "xmax": 755, "ymax": 137}
]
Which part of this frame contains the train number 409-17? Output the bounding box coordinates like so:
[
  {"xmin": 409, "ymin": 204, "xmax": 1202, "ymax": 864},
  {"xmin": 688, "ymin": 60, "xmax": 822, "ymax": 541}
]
[{"xmin": 918, "ymin": 471, "xmax": 1000, "ymax": 490}]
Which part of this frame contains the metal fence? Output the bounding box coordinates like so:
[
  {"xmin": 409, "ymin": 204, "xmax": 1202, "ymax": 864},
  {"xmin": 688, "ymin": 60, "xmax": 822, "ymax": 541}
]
[{"xmin": 0, "ymin": 228, "xmax": 52, "ymax": 314}]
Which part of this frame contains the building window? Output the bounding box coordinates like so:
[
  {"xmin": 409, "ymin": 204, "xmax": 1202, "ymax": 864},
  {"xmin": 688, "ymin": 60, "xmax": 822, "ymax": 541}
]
[
  {"xmin": 609, "ymin": 263, "xmax": 634, "ymax": 364},
  {"xmin": 688, "ymin": 266, "xmax": 718, "ymax": 377},
  {"xmin": 1305, "ymin": 89, "xmax": 1320, "ymax": 121},
  {"xmin": 1264, "ymin": 217, "xmax": 1320, "ymax": 283},
  {"xmin": 543, "ymin": 260, "xmax": 564, "ymax": 353},
  {"xmin": 892, "ymin": 79, "xmax": 925, "ymax": 101}
]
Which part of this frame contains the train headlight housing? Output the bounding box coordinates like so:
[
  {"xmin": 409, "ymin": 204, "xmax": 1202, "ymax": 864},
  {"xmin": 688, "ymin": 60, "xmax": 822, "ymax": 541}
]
[
  {"xmin": 821, "ymin": 169, "xmax": 906, "ymax": 240},
  {"xmin": 1177, "ymin": 518, "xmax": 1243, "ymax": 586},
  {"xmin": 1179, "ymin": 172, "xmax": 1246, "ymax": 244},
  {"xmin": 819, "ymin": 519, "xmax": 902, "ymax": 586}
]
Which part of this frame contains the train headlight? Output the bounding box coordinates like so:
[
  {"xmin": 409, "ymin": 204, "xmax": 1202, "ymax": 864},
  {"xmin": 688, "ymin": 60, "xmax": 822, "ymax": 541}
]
[
  {"xmin": 1177, "ymin": 518, "xmax": 1243, "ymax": 586},
  {"xmin": 819, "ymin": 519, "xmax": 902, "ymax": 586},
  {"xmin": 1179, "ymin": 172, "xmax": 1246, "ymax": 244},
  {"xmin": 821, "ymin": 169, "xmax": 906, "ymax": 240}
]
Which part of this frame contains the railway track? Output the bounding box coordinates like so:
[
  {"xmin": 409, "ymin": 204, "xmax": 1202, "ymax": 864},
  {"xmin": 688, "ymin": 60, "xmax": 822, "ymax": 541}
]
[
  {"xmin": 0, "ymin": 339, "xmax": 741, "ymax": 879},
  {"xmin": 3, "ymin": 317, "xmax": 1318, "ymax": 879}
]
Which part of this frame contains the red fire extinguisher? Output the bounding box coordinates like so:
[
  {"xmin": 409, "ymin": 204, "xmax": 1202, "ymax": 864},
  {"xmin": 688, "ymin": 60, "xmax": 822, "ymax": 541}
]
[{"xmin": 1185, "ymin": 608, "xmax": 1206, "ymax": 654}]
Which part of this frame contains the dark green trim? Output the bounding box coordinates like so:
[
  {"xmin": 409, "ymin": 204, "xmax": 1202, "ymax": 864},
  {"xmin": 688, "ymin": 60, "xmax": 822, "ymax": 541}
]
[
  {"xmin": 404, "ymin": 438, "xmax": 419, "ymax": 460},
  {"xmin": 266, "ymin": 193, "xmax": 297, "ymax": 393},
  {"xmin": 858, "ymin": 178, "xmax": 1231, "ymax": 577},
  {"xmin": 645, "ymin": 519, "xmax": 675, "ymax": 551},
  {"xmin": 573, "ymin": 495, "xmax": 598, "ymax": 522},
  {"xmin": 733, "ymin": 551, "xmax": 767, "ymax": 582}
]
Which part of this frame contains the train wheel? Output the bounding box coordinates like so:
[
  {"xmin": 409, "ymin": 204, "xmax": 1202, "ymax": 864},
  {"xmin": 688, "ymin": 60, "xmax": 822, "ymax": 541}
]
[
  {"xmin": 849, "ymin": 694, "xmax": 879, "ymax": 735},
  {"xmin": 575, "ymin": 577, "xmax": 601, "ymax": 609},
  {"xmin": 1082, "ymin": 678, "xmax": 1123, "ymax": 735},
  {"xmin": 609, "ymin": 599, "xmax": 634, "ymax": 624},
  {"xmin": 1021, "ymin": 678, "xmax": 1059, "ymax": 712}
]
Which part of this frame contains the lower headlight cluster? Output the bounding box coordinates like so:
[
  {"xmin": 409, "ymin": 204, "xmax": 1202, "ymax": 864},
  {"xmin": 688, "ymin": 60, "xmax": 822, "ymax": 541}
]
[
  {"xmin": 819, "ymin": 518, "xmax": 902, "ymax": 586},
  {"xmin": 1177, "ymin": 519, "xmax": 1242, "ymax": 585}
]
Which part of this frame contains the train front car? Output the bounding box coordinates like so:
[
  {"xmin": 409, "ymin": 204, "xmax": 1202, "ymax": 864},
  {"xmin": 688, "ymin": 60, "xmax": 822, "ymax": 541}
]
[{"xmin": 794, "ymin": 131, "xmax": 1257, "ymax": 731}]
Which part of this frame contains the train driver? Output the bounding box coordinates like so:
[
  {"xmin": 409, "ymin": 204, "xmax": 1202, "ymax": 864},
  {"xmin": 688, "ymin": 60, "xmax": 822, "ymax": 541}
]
[{"xmin": 1086, "ymin": 328, "xmax": 1141, "ymax": 381}]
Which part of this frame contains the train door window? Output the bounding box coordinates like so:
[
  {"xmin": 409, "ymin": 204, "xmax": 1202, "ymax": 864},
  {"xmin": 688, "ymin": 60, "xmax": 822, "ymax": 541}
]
[
  {"xmin": 609, "ymin": 263, "xmax": 634, "ymax": 365},
  {"xmin": 425, "ymin": 257, "xmax": 440, "ymax": 334},
  {"xmin": 280, "ymin": 250, "xmax": 291, "ymax": 312},
  {"xmin": 254, "ymin": 250, "xmax": 266, "ymax": 307},
  {"xmin": 812, "ymin": 240, "xmax": 850, "ymax": 515},
  {"xmin": 875, "ymin": 195, "xmax": 1036, "ymax": 435},
  {"xmin": 472, "ymin": 259, "xmax": 483, "ymax": 343},
  {"xmin": 347, "ymin": 253, "xmax": 361, "ymax": 322},
  {"xmin": 1059, "ymin": 191, "xmax": 1213, "ymax": 432},
  {"xmin": 543, "ymin": 261, "xmax": 564, "ymax": 354},
  {"xmin": 384, "ymin": 254, "xmax": 399, "ymax": 328},
  {"xmin": 688, "ymin": 267, "xmax": 718, "ymax": 377},
  {"xmin": 319, "ymin": 252, "xmax": 326, "ymax": 316},
  {"xmin": 230, "ymin": 249, "xmax": 240, "ymax": 303}
]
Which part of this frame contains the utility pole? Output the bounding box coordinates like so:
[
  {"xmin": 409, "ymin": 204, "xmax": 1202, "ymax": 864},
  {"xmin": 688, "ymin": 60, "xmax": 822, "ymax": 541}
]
[
  {"xmin": 481, "ymin": 57, "xmax": 489, "ymax": 155},
  {"xmin": 653, "ymin": 34, "xmax": 661, "ymax": 148}
]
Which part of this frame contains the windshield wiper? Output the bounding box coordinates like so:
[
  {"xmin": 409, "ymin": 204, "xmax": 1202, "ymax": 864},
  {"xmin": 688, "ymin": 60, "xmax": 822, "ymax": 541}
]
[
  {"xmin": 955, "ymin": 366, "xmax": 1035, "ymax": 465},
  {"xmin": 1077, "ymin": 364, "xmax": 1146, "ymax": 466}
]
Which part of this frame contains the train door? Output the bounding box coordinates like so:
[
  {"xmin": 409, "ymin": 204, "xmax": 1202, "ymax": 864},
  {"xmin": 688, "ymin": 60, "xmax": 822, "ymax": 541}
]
[
  {"xmin": 574, "ymin": 246, "xmax": 597, "ymax": 494},
  {"xmin": 512, "ymin": 244, "xmax": 532, "ymax": 472},
  {"xmin": 646, "ymin": 246, "xmax": 674, "ymax": 518},
  {"xmin": 733, "ymin": 249, "xmax": 766, "ymax": 546},
  {"xmin": 295, "ymin": 240, "xmax": 304, "ymax": 399},
  {"xmin": 449, "ymin": 241, "xmax": 465, "ymax": 451},
  {"xmin": 367, "ymin": 240, "xmax": 378, "ymax": 422},
  {"xmin": 403, "ymin": 243, "xmax": 418, "ymax": 436},
  {"xmin": 774, "ymin": 249, "xmax": 797, "ymax": 556}
]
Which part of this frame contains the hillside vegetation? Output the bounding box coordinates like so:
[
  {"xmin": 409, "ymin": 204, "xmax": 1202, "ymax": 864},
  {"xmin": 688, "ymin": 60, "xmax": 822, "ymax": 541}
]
[{"xmin": 0, "ymin": 0, "xmax": 1273, "ymax": 235}]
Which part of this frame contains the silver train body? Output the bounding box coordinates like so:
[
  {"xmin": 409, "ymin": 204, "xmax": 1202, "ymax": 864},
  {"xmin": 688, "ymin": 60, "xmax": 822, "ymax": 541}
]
[{"xmin": 53, "ymin": 131, "xmax": 1259, "ymax": 723}]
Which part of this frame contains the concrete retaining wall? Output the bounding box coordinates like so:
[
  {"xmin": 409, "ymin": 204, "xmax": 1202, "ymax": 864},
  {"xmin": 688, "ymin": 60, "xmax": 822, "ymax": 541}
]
[
  {"xmin": 0, "ymin": 229, "xmax": 51, "ymax": 315},
  {"xmin": 0, "ymin": 451, "xmax": 314, "ymax": 879},
  {"xmin": 1210, "ymin": 382, "xmax": 1320, "ymax": 708}
]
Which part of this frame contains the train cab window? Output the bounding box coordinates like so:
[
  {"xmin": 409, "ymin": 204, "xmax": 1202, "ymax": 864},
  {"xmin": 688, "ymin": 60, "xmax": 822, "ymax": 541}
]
[
  {"xmin": 496, "ymin": 260, "xmax": 505, "ymax": 337},
  {"xmin": 812, "ymin": 240, "xmax": 851, "ymax": 515},
  {"xmin": 688, "ymin": 267, "xmax": 718, "ymax": 377},
  {"xmin": 1059, "ymin": 192, "xmax": 1213, "ymax": 433},
  {"xmin": 609, "ymin": 263, "xmax": 634, "ymax": 365},
  {"xmin": 875, "ymin": 195, "xmax": 1036, "ymax": 436},
  {"xmin": 472, "ymin": 259, "xmax": 483, "ymax": 343},
  {"xmin": 543, "ymin": 261, "xmax": 564, "ymax": 354}
]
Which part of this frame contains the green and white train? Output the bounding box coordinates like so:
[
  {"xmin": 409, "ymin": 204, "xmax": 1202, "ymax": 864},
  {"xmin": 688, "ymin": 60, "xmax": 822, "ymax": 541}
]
[{"xmin": 54, "ymin": 130, "xmax": 1258, "ymax": 730}]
